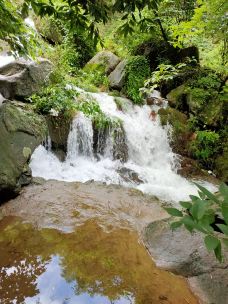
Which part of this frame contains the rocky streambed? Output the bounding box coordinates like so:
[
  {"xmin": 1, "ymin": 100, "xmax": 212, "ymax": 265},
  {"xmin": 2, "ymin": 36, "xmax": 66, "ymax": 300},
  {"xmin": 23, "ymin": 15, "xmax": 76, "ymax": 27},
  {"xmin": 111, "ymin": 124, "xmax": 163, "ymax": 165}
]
[{"xmin": 0, "ymin": 179, "xmax": 227, "ymax": 304}]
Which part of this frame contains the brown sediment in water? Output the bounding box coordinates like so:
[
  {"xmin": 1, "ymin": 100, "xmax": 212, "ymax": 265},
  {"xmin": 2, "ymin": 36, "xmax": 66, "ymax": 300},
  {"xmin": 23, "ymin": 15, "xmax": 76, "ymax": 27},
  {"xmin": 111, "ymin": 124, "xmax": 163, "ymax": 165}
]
[{"xmin": 0, "ymin": 216, "xmax": 199, "ymax": 304}]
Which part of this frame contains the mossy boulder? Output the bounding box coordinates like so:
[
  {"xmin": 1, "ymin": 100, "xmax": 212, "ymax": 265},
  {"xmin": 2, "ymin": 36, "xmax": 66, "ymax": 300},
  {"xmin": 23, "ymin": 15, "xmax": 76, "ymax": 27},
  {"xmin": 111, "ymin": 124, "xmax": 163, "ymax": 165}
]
[
  {"xmin": 86, "ymin": 51, "xmax": 120, "ymax": 75},
  {"xmin": 158, "ymin": 107, "xmax": 191, "ymax": 156},
  {"xmin": 215, "ymin": 143, "xmax": 228, "ymax": 183},
  {"xmin": 167, "ymin": 81, "xmax": 224, "ymax": 127},
  {"xmin": 0, "ymin": 102, "xmax": 47, "ymax": 202}
]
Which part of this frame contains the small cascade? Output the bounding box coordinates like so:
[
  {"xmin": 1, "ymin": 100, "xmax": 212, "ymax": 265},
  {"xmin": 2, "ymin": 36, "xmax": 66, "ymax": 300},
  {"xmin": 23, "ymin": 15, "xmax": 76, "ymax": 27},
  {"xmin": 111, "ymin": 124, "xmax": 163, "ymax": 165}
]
[
  {"xmin": 67, "ymin": 113, "xmax": 94, "ymax": 161},
  {"xmin": 30, "ymin": 89, "xmax": 216, "ymax": 203}
]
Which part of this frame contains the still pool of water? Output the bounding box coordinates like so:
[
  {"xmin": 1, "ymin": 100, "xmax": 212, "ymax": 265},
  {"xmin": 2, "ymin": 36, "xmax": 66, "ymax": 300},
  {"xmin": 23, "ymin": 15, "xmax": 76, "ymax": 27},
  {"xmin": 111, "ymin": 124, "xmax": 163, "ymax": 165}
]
[{"xmin": 0, "ymin": 216, "xmax": 198, "ymax": 304}]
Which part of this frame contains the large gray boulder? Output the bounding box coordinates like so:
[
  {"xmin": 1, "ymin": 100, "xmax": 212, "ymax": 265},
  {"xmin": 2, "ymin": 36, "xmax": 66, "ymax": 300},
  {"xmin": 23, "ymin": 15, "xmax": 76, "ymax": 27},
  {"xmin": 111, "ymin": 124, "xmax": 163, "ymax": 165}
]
[
  {"xmin": 108, "ymin": 60, "xmax": 127, "ymax": 90},
  {"xmin": 144, "ymin": 219, "xmax": 228, "ymax": 304},
  {"xmin": 87, "ymin": 51, "xmax": 120, "ymax": 74},
  {"xmin": 0, "ymin": 102, "xmax": 47, "ymax": 202},
  {"xmin": 0, "ymin": 58, "xmax": 52, "ymax": 99}
]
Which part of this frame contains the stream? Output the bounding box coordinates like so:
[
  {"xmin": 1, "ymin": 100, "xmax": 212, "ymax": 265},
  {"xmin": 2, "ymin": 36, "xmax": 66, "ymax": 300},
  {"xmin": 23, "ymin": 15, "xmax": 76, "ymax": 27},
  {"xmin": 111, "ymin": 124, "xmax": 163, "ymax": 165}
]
[{"xmin": 0, "ymin": 86, "xmax": 216, "ymax": 303}]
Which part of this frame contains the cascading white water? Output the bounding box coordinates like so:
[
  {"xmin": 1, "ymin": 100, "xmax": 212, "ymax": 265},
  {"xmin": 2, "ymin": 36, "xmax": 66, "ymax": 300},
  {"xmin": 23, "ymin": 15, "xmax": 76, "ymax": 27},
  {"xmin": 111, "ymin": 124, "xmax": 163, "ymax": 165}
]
[
  {"xmin": 67, "ymin": 113, "xmax": 94, "ymax": 161},
  {"xmin": 30, "ymin": 89, "xmax": 216, "ymax": 203}
]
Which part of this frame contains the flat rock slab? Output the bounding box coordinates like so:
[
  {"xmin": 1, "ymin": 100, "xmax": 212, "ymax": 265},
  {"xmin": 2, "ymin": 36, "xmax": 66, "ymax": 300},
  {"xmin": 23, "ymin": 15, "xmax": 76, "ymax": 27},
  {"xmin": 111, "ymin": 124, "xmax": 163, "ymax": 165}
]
[
  {"xmin": 144, "ymin": 219, "xmax": 228, "ymax": 304},
  {"xmin": 0, "ymin": 179, "xmax": 169, "ymax": 233}
]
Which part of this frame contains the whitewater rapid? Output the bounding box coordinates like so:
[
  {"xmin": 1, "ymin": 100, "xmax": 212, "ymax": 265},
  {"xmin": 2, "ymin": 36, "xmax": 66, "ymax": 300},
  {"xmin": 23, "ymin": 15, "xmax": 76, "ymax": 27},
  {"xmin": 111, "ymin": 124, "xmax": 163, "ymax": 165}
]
[{"xmin": 30, "ymin": 89, "xmax": 216, "ymax": 203}]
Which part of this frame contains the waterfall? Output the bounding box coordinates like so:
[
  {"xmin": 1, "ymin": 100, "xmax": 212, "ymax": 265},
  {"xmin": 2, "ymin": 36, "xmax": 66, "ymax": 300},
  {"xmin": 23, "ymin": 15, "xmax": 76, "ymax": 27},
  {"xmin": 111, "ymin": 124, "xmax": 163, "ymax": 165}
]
[
  {"xmin": 67, "ymin": 113, "xmax": 94, "ymax": 161},
  {"xmin": 30, "ymin": 90, "xmax": 216, "ymax": 204}
]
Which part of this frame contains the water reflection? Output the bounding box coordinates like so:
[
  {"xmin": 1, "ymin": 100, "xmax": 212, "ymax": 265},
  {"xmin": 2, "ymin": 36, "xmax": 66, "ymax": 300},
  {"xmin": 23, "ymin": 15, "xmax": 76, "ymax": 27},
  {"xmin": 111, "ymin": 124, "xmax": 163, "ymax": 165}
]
[{"xmin": 0, "ymin": 217, "xmax": 198, "ymax": 304}]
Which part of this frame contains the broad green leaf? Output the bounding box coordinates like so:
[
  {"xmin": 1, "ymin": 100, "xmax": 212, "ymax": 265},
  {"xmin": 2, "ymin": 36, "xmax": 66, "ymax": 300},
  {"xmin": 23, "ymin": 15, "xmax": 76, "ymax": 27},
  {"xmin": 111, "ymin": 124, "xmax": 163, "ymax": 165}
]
[
  {"xmin": 182, "ymin": 216, "xmax": 195, "ymax": 232},
  {"xmin": 214, "ymin": 241, "xmax": 223, "ymax": 263},
  {"xmin": 221, "ymin": 203, "xmax": 228, "ymax": 225},
  {"xmin": 190, "ymin": 200, "xmax": 206, "ymax": 220},
  {"xmin": 189, "ymin": 195, "xmax": 199, "ymax": 202},
  {"xmin": 165, "ymin": 208, "xmax": 183, "ymax": 217},
  {"xmin": 204, "ymin": 235, "xmax": 220, "ymax": 251},
  {"xmin": 170, "ymin": 221, "xmax": 183, "ymax": 230},
  {"xmin": 216, "ymin": 224, "xmax": 228, "ymax": 236},
  {"xmin": 180, "ymin": 201, "xmax": 192, "ymax": 209},
  {"xmin": 195, "ymin": 183, "xmax": 220, "ymax": 204}
]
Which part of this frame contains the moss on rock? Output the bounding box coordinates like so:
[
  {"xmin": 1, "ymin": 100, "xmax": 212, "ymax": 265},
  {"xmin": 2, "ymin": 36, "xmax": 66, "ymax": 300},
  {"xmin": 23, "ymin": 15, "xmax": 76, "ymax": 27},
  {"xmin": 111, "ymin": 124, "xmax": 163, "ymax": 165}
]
[{"xmin": 0, "ymin": 102, "xmax": 47, "ymax": 202}]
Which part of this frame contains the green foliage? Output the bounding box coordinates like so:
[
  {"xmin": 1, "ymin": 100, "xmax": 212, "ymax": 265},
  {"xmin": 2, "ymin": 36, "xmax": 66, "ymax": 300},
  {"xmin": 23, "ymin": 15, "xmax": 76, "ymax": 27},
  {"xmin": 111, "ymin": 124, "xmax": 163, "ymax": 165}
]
[
  {"xmin": 0, "ymin": 0, "xmax": 39, "ymax": 56},
  {"xmin": 29, "ymin": 83, "xmax": 78, "ymax": 118},
  {"xmin": 190, "ymin": 131, "xmax": 220, "ymax": 167},
  {"xmin": 143, "ymin": 62, "xmax": 188, "ymax": 93},
  {"xmin": 30, "ymin": 83, "xmax": 121, "ymax": 130},
  {"xmin": 125, "ymin": 56, "xmax": 150, "ymax": 104},
  {"xmin": 166, "ymin": 183, "xmax": 228, "ymax": 262}
]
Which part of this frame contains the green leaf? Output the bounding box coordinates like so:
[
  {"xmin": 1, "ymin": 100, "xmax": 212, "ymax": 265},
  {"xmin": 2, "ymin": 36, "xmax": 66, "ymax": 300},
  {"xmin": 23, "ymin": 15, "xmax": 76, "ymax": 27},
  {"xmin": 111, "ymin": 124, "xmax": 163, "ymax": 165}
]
[
  {"xmin": 170, "ymin": 221, "xmax": 183, "ymax": 230},
  {"xmin": 180, "ymin": 201, "xmax": 192, "ymax": 209},
  {"xmin": 204, "ymin": 235, "xmax": 220, "ymax": 251},
  {"xmin": 189, "ymin": 195, "xmax": 199, "ymax": 202},
  {"xmin": 165, "ymin": 208, "xmax": 183, "ymax": 217},
  {"xmin": 221, "ymin": 203, "xmax": 228, "ymax": 225},
  {"xmin": 195, "ymin": 183, "xmax": 220, "ymax": 204},
  {"xmin": 214, "ymin": 241, "xmax": 223, "ymax": 263},
  {"xmin": 216, "ymin": 224, "xmax": 228, "ymax": 236},
  {"xmin": 182, "ymin": 216, "xmax": 195, "ymax": 232},
  {"xmin": 190, "ymin": 200, "xmax": 206, "ymax": 220}
]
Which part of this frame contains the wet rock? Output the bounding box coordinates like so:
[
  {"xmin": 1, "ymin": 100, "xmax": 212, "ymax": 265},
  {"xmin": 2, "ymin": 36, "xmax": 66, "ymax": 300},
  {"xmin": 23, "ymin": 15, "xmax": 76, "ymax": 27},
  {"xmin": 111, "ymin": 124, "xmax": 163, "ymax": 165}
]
[
  {"xmin": 46, "ymin": 115, "xmax": 71, "ymax": 159},
  {"xmin": 0, "ymin": 102, "xmax": 47, "ymax": 202},
  {"xmin": 117, "ymin": 167, "xmax": 143, "ymax": 185},
  {"xmin": 0, "ymin": 93, "xmax": 6, "ymax": 106},
  {"xmin": 158, "ymin": 107, "xmax": 190, "ymax": 156},
  {"xmin": 0, "ymin": 58, "xmax": 52, "ymax": 100},
  {"xmin": 0, "ymin": 180, "xmax": 169, "ymax": 233},
  {"xmin": 108, "ymin": 60, "xmax": 127, "ymax": 90},
  {"xmin": 144, "ymin": 219, "xmax": 228, "ymax": 304},
  {"xmin": 87, "ymin": 51, "xmax": 120, "ymax": 74}
]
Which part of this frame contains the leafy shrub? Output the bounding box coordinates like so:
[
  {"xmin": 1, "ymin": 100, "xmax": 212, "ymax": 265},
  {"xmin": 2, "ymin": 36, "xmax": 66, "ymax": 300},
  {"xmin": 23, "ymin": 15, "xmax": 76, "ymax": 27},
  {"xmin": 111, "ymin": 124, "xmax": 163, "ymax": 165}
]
[
  {"xmin": 30, "ymin": 84, "xmax": 78, "ymax": 118},
  {"xmin": 30, "ymin": 84, "xmax": 121, "ymax": 130},
  {"xmin": 166, "ymin": 183, "xmax": 228, "ymax": 262},
  {"xmin": 125, "ymin": 56, "xmax": 150, "ymax": 104},
  {"xmin": 189, "ymin": 72, "xmax": 221, "ymax": 91},
  {"xmin": 143, "ymin": 62, "xmax": 188, "ymax": 93},
  {"xmin": 190, "ymin": 130, "xmax": 220, "ymax": 168},
  {"xmin": 81, "ymin": 64, "xmax": 110, "ymax": 89}
]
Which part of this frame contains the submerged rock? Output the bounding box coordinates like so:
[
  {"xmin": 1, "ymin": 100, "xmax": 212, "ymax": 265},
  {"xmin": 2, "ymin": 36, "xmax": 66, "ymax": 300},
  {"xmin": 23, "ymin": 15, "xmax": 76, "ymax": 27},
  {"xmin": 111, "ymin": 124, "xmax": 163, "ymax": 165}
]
[
  {"xmin": 0, "ymin": 58, "xmax": 52, "ymax": 100},
  {"xmin": 144, "ymin": 219, "xmax": 228, "ymax": 304},
  {"xmin": 0, "ymin": 102, "xmax": 47, "ymax": 202},
  {"xmin": 87, "ymin": 51, "xmax": 120, "ymax": 74}
]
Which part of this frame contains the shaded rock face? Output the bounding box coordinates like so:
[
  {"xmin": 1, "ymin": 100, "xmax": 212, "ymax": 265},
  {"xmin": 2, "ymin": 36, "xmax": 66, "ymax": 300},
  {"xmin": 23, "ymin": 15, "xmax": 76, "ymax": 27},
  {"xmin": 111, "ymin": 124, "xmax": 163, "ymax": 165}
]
[
  {"xmin": 46, "ymin": 115, "xmax": 71, "ymax": 160},
  {"xmin": 167, "ymin": 82, "xmax": 224, "ymax": 128},
  {"xmin": 87, "ymin": 51, "xmax": 120, "ymax": 74},
  {"xmin": 108, "ymin": 60, "xmax": 127, "ymax": 90},
  {"xmin": 0, "ymin": 58, "xmax": 52, "ymax": 100},
  {"xmin": 0, "ymin": 102, "xmax": 47, "ymax": 202},
  {"xmin": 134, "ymin": 40, "xmax": 199, "ymax": 72},
  {"xmin": 144, "ymin": 219, "xmax": 228, "ymax": 304}
]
